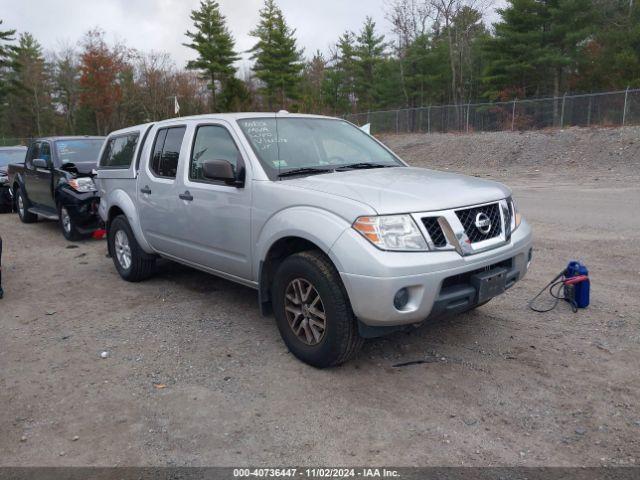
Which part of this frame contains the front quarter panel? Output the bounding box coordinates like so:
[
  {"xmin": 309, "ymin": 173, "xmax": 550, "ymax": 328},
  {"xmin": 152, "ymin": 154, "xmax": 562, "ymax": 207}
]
[
  {"xmin": 252, "ymin": 180, "xmax": 376, "ymax": 279},
  {"xmin": 255, "ymin": 206, "xmax": 351, "ymax": 276}
]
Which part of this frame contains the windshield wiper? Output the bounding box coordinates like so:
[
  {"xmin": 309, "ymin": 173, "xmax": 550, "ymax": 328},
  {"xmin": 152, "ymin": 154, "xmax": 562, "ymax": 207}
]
[
  {"xmin": 335, "ymin": 162, "xmax": 397, "ymax": 171},
  {"xmin": 278, "ymin": 167, "xmax": 334, "ymax": 178}
]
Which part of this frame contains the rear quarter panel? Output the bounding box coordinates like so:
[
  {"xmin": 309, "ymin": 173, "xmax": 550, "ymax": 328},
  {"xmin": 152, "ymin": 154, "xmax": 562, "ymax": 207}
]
[
  {"xmin": 97, "ymin": 124, "xmax": 155, "ymax": 254},
  {"xmin": 8, "ymin": 163, "xmax": 25, "ymax": 189}
]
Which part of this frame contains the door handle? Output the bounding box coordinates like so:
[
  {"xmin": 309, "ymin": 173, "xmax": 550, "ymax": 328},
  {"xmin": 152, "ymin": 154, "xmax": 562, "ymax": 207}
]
[
  {"xmin": 179, "ymin": 191, "xmax": 194, "ymax": 201},
  {"xmin": 140, "ymin": 186, "xmax": 151, "ymax": 195}
]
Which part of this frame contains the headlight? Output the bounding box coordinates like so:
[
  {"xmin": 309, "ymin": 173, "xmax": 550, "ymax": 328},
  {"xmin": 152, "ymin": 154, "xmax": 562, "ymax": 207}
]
[
  {"xmin": 508, "ymin": 196, "xmax": 522, "ymax": 232},
  {"xmin": 68, "ymin": 177, "xmax": 97, "ymax": 193},
  {"xmin": 353, "ymin": 215, "xmax": 428, "ymax": 251}
]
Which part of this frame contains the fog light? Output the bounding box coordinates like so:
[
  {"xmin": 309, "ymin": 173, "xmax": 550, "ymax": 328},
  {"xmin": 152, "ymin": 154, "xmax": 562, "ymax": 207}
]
[{"xmin": 393, "ymin": 288, "xmax": 409, "ymax": 310}]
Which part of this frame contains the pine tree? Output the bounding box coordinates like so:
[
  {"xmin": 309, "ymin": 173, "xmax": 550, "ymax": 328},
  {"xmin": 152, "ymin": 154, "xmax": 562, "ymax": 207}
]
[
  {"xmin": 5, "ymin": 33, "xmax": 55, "ymax": 137},
  {"xmin": 184, "ymin": 0, "xmax": 239, "ymax": 112},
  {"xmin": 354, "ymin": 17, "xmax": 387, "ymax": 111},
  {"xmin": 219, "ymin": 76, "xmax": 252, "ymax": 112},
  {"xmin": 300, "ymin": 51, "xmax": 327, "ymax": 113},
  {"xmin": 0, "ymin": 20, "xmax": 17, "ymax": 115},
  {"xmin": 482, "ymin": 0, "xmax": 550, "ymax": 98},
  {"xmin": 249, "ymin": 0, "xmax": 303, "ymax": 110},
  {"xmin": 402, "ymin": 33, "xmax": 450, "ymax": 108},
  {"xmin": 545, "ymin": 0, "xmax": 596, "ymax": 107},
  {"xmin": 483, "ymin": 0, "xmax": 595, "ymax": 102},
  {"xmin": 575, "ymin": 0, "xmax": 638, "ymax": 90},
  {"xmin": 324, "ymin": 32, "xmax": 358, "ymax": 113}
]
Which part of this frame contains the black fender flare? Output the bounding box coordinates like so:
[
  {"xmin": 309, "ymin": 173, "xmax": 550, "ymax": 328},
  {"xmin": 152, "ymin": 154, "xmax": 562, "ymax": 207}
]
[{"xmin": 12, "ymin": 172, "xmax": 26, "ymax": 194}]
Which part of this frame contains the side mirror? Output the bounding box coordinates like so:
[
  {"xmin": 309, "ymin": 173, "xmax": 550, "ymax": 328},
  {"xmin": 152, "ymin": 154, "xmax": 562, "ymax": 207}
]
[
  {"xmin": 33, "ymin": 158, "xmax": 49, "ymax": 169},
  {"xmin": 202, "ymin": 159, "xmax": 243, "ymax": 187}
]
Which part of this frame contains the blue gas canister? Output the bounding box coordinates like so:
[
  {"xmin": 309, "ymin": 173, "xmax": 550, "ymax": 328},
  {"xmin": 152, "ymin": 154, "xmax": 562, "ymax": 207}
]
[{"xmin": 564, "ymin": 261, "xmax": 590, "ymax": 308}]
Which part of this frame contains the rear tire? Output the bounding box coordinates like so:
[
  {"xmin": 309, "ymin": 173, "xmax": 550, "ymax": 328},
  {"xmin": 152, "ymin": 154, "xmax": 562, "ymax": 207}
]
[
  {"xmin": 108, "ymin": 215, "xmax": 155, "ymax": 282},
  {"xmin": 16, "ymin": 188, "xmax": 37, "ymax": 223},
  {"xmin": 272, "ymin": 250, "xmax": 363, "ymax": 368}
]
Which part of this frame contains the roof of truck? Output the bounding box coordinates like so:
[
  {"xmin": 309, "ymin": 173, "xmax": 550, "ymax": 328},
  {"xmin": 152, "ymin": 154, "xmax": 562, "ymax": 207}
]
[
  {"xmin": 104, "ymin": 113, "xmax": 339, "ymax": 138},
  {"xmin": 155, "ymin": 112, "xmax": 336, "ymax": 126},
  {"xmin": 174, "ymin": 112, "xmax": 332, "ymax": 120}
]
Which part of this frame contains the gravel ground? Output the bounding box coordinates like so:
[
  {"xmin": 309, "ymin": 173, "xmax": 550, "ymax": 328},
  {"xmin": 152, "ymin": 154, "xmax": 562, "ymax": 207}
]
[{"xmin": 1, "ymin": 126, "xmax": 639, "ymax": 467}]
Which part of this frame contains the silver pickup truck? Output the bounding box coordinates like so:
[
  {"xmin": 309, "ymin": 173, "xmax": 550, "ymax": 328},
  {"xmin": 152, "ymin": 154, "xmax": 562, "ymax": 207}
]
[{"xmin": 97, "ymin": 113, "xmax": 532, "ymax": 368}]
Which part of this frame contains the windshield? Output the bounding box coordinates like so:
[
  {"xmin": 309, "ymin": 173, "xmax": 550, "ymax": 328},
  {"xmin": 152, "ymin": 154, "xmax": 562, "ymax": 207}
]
[
  {"xmin": 0, "ymin": 148, "xmax": 27, "ymax": 167},
  {"xmin": 55, "ymin": 139, "xmax": 104, "ymax": 165},
  {"xmin": 237, "ymin": 117, "xmax": 403, "ymax": 179}
]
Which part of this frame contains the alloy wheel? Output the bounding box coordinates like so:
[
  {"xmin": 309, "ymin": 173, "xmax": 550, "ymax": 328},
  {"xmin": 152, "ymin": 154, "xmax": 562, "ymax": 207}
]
[
  {"xmin": 18, "ymin": 194, "xmax": 24, "ymax": 217},
  {"xmin": 284, "ymin": 277, "xmax": 327, "ymax": 346},
  {"xmin": 60, "ymin": 207, "xmax": 71, "ymax": 234},
  {"xmin": 114, "ymin": 230, "xmax": 132, "ymax": 270}
]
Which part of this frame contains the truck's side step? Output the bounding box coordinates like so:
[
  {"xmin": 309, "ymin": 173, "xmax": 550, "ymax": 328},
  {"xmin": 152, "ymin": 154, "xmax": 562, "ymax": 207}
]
[{"xmin": 27, "ymin": 207, "xmax": 59, "ymax": 221}]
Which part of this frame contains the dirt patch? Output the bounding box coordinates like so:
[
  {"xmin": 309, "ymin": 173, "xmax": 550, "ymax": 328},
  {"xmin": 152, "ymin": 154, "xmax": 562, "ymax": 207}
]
[{"xmin": 380, "ymin": 126, "xmax": 640, "ymax": 186}]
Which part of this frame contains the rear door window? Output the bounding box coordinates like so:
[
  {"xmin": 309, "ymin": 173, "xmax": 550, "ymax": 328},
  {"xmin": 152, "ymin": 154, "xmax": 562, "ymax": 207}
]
[
  {"xmin": 150, "ymin": 127, "xmax": 186, "ymax": 179},
  {"xmin": 101, "ymin": 133, "xmax": 139, "ymax": 168}
]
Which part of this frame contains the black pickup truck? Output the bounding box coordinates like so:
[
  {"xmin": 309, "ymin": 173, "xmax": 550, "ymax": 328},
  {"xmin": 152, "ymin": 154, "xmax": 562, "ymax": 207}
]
[
  {"xmin": 0, "ymin": 146, "xmax": 27, "ymax": 213},
  {"xmin": 8, "ymin": 136, "xmax": 105, "ymax": 240}
]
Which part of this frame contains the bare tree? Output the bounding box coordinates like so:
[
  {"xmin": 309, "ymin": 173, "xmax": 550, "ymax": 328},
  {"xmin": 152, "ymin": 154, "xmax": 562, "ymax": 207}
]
[
  {"xmin": 385, "ymin": 0, "xmax": 432, "ymax": 52},
  {"xmin": 136, "ymin": 51, "xmax": 176, "ymax": 121},
  {"xmin": 172, "ymin": 70, "xmax": 210, "ymax": 116},
  {"xmin": 385, "ymin": 0, "xmax": 434, "ymax": 107},
  {"xmin": 430, "ymin": 0, "xmax": 492, "ymax": 107},
  {"xmin": 50, "ymin": 44, "xmax": 80, "ymax": 134}
]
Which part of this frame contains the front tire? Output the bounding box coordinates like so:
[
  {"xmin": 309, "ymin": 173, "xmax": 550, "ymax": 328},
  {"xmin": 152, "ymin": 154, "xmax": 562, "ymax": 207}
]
[
  {"xmin": 272, "ymin": 250, "xmax": 363, "ymax": 368},
  {"xmin": 58, "ymin": 203, "xmax": 82, "ymax": 241},
  {"xmin": 107, "ymin": 215, "xmax": 155, "ymax": 282},
  {"xmin": 16, "ymin": 188, "xmax": 37, "ymax": 223}
]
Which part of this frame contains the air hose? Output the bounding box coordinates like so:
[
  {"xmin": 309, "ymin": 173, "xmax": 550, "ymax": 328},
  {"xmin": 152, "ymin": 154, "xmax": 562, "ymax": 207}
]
[{"xmin": 528, "ymin": 261, "xmax": 590, "ymax": 313}]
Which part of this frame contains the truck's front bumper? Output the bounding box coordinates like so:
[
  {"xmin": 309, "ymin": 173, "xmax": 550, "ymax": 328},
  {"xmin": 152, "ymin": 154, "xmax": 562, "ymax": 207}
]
[
  {"xmin": 58, "ymin": 188, "xmax": 102, "ymax": 232},
  {"xmin": 333, "ymin": 219, "xmax": 533, "ymax": 327}
]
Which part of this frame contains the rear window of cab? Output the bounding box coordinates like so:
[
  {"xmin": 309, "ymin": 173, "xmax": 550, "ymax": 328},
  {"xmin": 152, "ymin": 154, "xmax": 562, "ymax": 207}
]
[{"xmin": 100, "ymin": 133, "xmax": 140, "ymax": 168}]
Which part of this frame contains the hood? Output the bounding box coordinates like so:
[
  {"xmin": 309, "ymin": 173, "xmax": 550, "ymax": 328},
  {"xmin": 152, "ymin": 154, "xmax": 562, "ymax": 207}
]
[
  {"xmin": 285, "ymin": 167, "xmax": 511, "ymax": 214},
  {"xmin": 61, "ymin": 161, "xmax": 96, "ymax": 176}
]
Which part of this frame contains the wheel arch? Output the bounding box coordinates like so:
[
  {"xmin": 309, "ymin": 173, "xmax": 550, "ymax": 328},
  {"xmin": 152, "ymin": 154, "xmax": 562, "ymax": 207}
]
[
  {"xmin": 104, "ymin": 190, "xmax": 154, "ymax": 254},
  {"xmin": 12, "ymin": 174, "xmax": 25, "ymax": 201},
  {"xmin": 259, "ymin": 236, "xmax": 332, "ymax": 316},
  {"xmin": 256, "ymin": 207, "xmax": 352, "ymax": 316}
]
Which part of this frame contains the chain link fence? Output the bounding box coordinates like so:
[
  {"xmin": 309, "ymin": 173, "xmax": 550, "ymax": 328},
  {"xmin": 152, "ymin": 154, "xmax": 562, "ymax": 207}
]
[{"xmin": 345, "ymin": 88, "xmax": 640, "ymax": 135}]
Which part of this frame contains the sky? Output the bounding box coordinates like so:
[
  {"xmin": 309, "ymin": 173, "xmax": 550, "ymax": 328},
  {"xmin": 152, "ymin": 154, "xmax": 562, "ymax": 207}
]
[{"xmin": 0, "ymin": 0, "xmax": 504, "ymax": 74}]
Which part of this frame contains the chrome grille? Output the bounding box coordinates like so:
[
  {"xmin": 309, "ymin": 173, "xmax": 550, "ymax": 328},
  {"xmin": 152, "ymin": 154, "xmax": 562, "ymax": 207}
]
[
  {"xmin": 455, "ymin": 203, "xmax": 502, "ymax": 243},
  {"xmin": 421, "ymin": 217, "xmax": 447, "ymax": 247}
]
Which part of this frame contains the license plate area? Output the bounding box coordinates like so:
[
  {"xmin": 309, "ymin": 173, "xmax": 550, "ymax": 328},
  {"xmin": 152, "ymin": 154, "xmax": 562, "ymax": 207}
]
[{"xmin": 471, "ymin": 267, "xmax": 508, "ymax": 303}]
